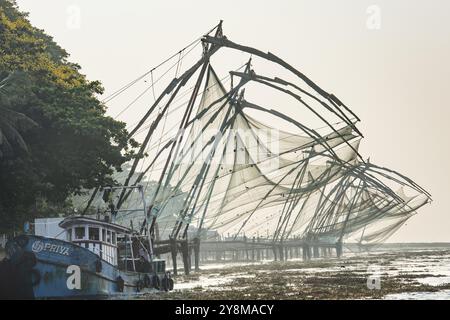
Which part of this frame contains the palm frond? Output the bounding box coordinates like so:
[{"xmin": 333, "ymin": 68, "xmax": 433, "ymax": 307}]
[
  {"xmin": 0, "ymin": 74, "xmax": 12, "ymax": 94},
  {"xmin": 0, "ymin": 74, "xmax": 38, "ymax": 157}
]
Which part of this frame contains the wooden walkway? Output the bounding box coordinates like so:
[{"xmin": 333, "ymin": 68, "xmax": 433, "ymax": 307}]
[{"xmin": 152, "ymin": 237, "xmax": 343, "ymax": 275}]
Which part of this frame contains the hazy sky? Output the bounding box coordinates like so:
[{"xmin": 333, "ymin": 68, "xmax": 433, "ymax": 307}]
[{"xmin": 15, "ymin": 0, "xmax": 450, "ymax": 242}]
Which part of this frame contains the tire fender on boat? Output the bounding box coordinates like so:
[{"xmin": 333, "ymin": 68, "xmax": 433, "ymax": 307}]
[
  {"xmin": 161, "ymin": 276, "xmax": 169, "ymax": 292},
  {"xmin": 116, "ymin": 276, "xmax": 124, "ymax": 292},
  {"xmin": 152, "ymin": 274, "xmax": 160, "ymax": 290},
  {"xmin": 136, "ymin": 280, "xmax": 144, "ymax": 292},
  {"xmin": 143, "ymin": 274, "xmax": 151, "ymax": 288}
]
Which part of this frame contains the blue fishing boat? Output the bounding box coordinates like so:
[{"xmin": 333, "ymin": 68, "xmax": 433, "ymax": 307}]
[{"xmin": 1, "ymin": 186, "xmax": 174, "ymax": 299}]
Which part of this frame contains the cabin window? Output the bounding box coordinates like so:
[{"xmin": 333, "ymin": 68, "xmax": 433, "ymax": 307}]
[
  {"xmin": 89, "ymin": 227, "xmax": 100, "ymax": 241},
  {"xmin": 112, "ymin": 232, "xmax": 116, "ymax": 245},
  {"xmin": 102, "ymin": 229, "xmax": 106, "ymax": 242},
  {"xmin": 75, "ymin": 227, "xmax": 85, "ymax": 240},
  {"xmin": 159, "ymin": 261, "xmax": 166, "ymax": 273},
  {"xmin": 106, "ymin": 230, "xmax": 111, "ymax": 243},
  {"xmin": 67, "ymin": 228, "xmax": 72, "ymax": 241}
]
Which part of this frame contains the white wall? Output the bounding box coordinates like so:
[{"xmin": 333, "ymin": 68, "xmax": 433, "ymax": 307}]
[{"xmin": 34, "ymin": 218, "xmax": 67, "ymax": 240}]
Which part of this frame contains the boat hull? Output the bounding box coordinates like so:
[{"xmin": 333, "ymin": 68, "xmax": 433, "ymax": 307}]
[{"xmin": 0, "ymin": 235, "xmax": 172, "ymax": 299}]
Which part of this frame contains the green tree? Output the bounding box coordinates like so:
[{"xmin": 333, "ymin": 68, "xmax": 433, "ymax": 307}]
[
  {"xmin": 0, "ymin": 73, "xmax": 37, "ymax": 158},
  {"xmin": 0, "ymin": 0, "xmax": 138, "ymax": 232}
]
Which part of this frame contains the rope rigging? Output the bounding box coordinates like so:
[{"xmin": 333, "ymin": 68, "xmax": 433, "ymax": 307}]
[{"xmin": 81, "ymin": 21, "xmax": 430, "ymax": 249}]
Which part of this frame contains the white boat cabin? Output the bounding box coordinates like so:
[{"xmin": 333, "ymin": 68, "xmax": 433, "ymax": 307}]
[{"xmin": 59, "ymin": 216, "xmax": 130, "ymax": 266}]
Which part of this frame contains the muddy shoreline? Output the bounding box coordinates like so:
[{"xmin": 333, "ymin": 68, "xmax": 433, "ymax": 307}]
[{"xmin": 137, "ymin": 249, "xmax": 450, "ymax": 300}]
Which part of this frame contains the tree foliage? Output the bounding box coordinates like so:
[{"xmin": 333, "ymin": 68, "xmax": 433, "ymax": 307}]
[
  {"xmin": 0, "ymin": 73, "xmax": 38, "ymax": 158},
  {"xmin": 0, "ymin": 0, "xmax": 138, "ymax": 232}
]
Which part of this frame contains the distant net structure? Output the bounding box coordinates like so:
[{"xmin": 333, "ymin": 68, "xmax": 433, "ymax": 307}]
[{"xmin": 89, "ymin": 21, "xmax": 431, "ymax": 251}]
